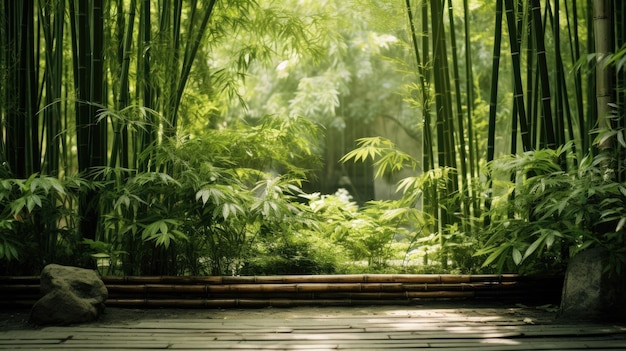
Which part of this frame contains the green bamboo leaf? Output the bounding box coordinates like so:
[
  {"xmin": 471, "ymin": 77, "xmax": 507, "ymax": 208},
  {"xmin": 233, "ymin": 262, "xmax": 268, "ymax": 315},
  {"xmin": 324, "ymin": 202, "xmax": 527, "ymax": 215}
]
[
  {"xmin": 50, "ymin": 178, "xmax": 65, "ymax": 195},
  {"xmin": 25, "ymin": 173, "xmax": 38, "ymax": 192},
  {"xmin": 221, "ymin": 203, "xmax": 245, "ymax": 220},
  {"xmin": 480, "ymin": 243, "xmax": 510, "ymax": 267},
  {"xmin": 196, "ymin": 186, "xmax": 228, "ymax": 206},
  {"xmin": 524, "ymin": 236, "xmax": 544, "ymax": 260},
  {"xmin": 10, "ymin": 198, "xmax": 25, "ymax": 215},
  {"xmin": 341, "ymin": 146, "xmax": 379, "ymax": 163},
  {"xmin": 263, "ymin": 201, "xmax": 270, "ymax": 216},
  {"xmin": 29, "ymin": 177, "xmax": 45, "ymax": 194},
  {"xmin": 158, "ymin": 221, "xmax": 168, "ymax": 235},
  {"xmin": 618, "ymin": 131, "xmax": 626, "ymax": 147},
  {"xmin": 380, "ymin": 207, "xmax": 410, "ymax": 221},
  {"xmin": 512, "ymin": 247, "xmax": 522, "ymax": 265},
  {"xmin": 396, "ymin": 176, "xmax": 421, "ymax": 195},
  {"xmin": 0, "ymin": 239, "xmax": 19, "ymax": 260},
  {"xmin": 155, "ymin": 233, "xmax": 172, "ymax": 248},
  {"xmin": 545, "ymin": 231, "xmax": 557, "ymax": 248},
  {"xmin": 8, "ymin": 244, "xmax": 18, "ymax": 260},
  {"xmin": 142, "ymin": 220, "xmax": 165, "ymax": 240},
  {"xmin": 196, "ymin": 189, "xmax": 212, "ymax": 206},
  {"xmin": 30, "ymin": 195, "xmax": 42, "ymax": 211}
]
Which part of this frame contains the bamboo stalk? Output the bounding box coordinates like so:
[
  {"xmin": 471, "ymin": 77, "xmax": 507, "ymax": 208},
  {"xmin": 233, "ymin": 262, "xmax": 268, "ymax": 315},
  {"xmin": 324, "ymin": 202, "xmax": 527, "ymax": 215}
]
[
  {"xmin": 462, "ymin": 0, "xmax": 479, "ymax": 212},
  {"xmin": 593, "ymin": 0, "xmax": 616, "ymax": 152},
  {"xmin": 484, "ymin": 0, "xmax": 504, "ymax": 226},
  {"xmin": 504, "ymin": 0, "xmax": 532, "ymax": 152},
  {"xmin": 447, "ymin": 0, "xmax": 471, "ymax": 227},
  {"xmin": 565, "ymin": 0, "xmax": 587, "ymax": 155},
  {"xmin": 531, "ymin": 0, "xmax": 556, "ymax": 150}
]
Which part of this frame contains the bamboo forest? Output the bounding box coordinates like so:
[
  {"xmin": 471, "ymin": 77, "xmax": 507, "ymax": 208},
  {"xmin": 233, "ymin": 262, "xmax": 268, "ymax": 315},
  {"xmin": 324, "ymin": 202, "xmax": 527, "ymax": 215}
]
[{"xmin": 0, "ymin": 0, "xmax": 625, "ymax": 279}]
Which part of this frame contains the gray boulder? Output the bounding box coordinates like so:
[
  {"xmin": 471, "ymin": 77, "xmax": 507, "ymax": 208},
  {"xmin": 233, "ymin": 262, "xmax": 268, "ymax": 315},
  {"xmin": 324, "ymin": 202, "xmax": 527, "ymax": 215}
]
[
  {"xmin": 559, "ymin": 247, "xmax": 626, "ymax": 321},
  {"xmin": 30, "ymin": 264, "xmax": 108, "ymax": 325}
]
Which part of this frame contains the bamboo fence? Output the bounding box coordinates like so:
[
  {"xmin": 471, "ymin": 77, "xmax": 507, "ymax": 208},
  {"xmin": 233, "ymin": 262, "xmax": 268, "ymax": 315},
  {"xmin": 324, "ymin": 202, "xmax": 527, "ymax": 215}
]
[{"xmin": 0, "ymin": 274, "xmax": 563, "ymax": 308}]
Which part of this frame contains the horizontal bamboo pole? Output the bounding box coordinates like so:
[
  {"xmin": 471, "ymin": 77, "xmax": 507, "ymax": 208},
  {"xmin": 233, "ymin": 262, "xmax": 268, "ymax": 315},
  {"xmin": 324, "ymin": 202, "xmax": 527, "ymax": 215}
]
[
  {"xmin": 0, "ymin": 284, "xmax": 562, "ymax": 308},
  {"xmin": 0, "ymin": 284, "xmax": 40, "ymax": 291},
  {"xmin": 107, "ymin": 287, "xmax": 559, "ymax": 299},
  {"xmin": 0, "ymin": 299, "xmax": 37, "ymax": 307},
  {"xmin": 105, "ymin": 291, "xmax": 476, "ymax": 300},
  {"xmin": 0, "ymin": 277, "xmax": 40, "ymax": 289},
  {"xmin": 1, "ymin": 274, "xmax": 555, "ymax": 285},
  {"xmin": 0, "ymin": 274, "xmax": 548, "ymax": 288},
  {"xmin": 274, "ymin": 291, "xmax": 478, "ymax": 299},
  {"xmin": 105, "ymin": 290, "xmax": 559, "ymax": 308},
  {"xmin": 106, "ymin": 287, "xmax": 560, "ymax": 299},
  {"xmin": 101, "ymin": 274, "xmax": 521, "ymax": 285},
  {"xmin": 0, "ymin": 276, "xmax": 40, "ymax": 282},
  {"xmin": 106, "ymin": 298, "xmax": 420, "ymax": 308},
  {"xmin": 104, "ymin": 282, "xmax": 520, "ymax": 296},
  {"xmin": 0, "ymin": 274, "xmax": 563, "ymax": 309}
]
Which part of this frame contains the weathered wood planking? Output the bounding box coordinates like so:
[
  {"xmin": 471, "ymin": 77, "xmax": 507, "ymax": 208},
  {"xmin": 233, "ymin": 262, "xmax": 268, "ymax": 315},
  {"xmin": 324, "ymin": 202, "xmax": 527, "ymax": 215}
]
[{"xmin": 1, "ymin": 312, "xmax": 626, "ymax": 350}]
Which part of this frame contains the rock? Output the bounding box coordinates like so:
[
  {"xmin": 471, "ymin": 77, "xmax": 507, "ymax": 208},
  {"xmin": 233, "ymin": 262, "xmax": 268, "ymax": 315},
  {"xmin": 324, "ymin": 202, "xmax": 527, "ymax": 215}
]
[
  {"xmin": 30, "ymin": 264, "xmax": 108, "ymax": 325},
  {"xmin": 559, "ymin": 247, "xmax": 626, "ymax": 321}
]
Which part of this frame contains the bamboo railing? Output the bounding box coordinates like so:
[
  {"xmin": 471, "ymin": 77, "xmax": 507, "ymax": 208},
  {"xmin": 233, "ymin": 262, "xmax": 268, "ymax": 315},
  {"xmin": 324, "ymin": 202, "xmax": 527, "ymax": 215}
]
[{"xmin": 0, "ymin": 274, "xmax": 563, "ymax": 308}]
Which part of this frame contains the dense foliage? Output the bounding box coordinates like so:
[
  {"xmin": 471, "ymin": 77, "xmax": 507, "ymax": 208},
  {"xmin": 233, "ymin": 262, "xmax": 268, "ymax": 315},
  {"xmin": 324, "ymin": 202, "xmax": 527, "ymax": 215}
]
[{"xmin": 1, "ymin": 1, "xmax": 625, "ymax": 276}]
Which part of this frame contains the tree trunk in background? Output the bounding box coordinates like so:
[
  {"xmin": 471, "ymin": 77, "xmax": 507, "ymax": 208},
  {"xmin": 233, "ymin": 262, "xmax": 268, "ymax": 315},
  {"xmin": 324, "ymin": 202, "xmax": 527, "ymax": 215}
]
[{"xmin": 308, "ymin": 123, "xmax": 375, "ymax": 204}]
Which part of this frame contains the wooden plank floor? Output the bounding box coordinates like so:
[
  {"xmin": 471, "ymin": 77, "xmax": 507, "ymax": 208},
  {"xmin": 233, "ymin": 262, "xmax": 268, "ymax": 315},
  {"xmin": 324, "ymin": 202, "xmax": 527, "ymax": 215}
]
[{"xmin": 1, "ymin": 304, "xmax": 626, "ymax": 350}]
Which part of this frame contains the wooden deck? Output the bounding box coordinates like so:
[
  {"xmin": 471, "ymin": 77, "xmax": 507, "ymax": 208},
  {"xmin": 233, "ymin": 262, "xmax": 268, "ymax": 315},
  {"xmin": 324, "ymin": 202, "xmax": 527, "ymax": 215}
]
[{"xmin": 1, "ymin": 305, "xmax": 626, "ymax": 350}]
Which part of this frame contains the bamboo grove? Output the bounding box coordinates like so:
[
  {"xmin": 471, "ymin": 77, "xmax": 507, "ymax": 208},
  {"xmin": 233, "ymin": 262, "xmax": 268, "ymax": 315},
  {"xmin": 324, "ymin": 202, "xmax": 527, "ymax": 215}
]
[
  {"xmin": 389, "ymin": 0, "xmax": 626, "ymax": 272},
  {"xmin": 1, "ymin": 1, "xmax": 625, "ymax": 276}
]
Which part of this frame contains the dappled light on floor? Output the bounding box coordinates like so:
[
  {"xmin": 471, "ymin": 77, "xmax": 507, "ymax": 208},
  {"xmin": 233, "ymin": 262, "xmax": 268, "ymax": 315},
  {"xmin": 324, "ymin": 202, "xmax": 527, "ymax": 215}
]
[{"xmin": 1, "ymin": 305, "xmax": 625, "ymax": 350}]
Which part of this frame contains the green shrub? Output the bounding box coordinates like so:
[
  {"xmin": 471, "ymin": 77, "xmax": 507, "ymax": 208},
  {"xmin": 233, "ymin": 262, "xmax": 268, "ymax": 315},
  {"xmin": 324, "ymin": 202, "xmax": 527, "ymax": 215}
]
[
  {"xmin": 96, "ymin": 115, "xmax": 324, "ymax": 276},
  {"xmin": 241, "ymin": 233, "xmax": 340, "ymax": 275},
  {"xmin": 477, "ymin": 144, "xmax": 626, "ymax": 274},
  {"xmin": 0, "ymin": 174, "xmax": 93, "ymax": 275}
]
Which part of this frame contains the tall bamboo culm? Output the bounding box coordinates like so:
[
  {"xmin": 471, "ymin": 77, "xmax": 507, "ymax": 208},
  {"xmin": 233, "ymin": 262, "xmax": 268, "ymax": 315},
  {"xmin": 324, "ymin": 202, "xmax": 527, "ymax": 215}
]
[{"xmin": 404, "ymin": 0, "xmax": 482, "ymax": 267}]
